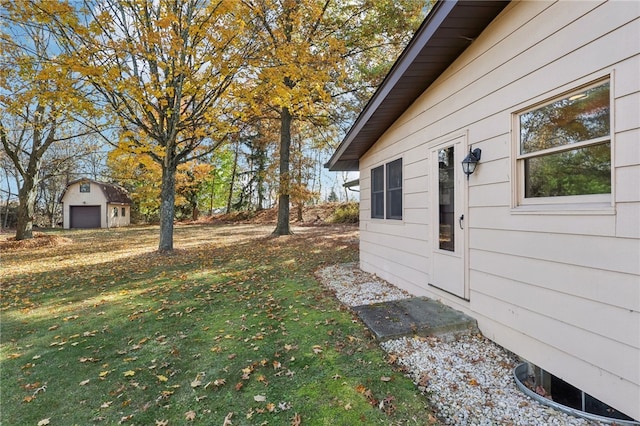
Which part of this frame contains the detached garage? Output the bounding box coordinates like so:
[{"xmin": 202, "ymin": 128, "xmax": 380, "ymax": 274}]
[
  {"xmin": 60, "ymin": 179, "xmax": 132, "ymax": 229},
  {"xmin": 69, "ymin": 205, "xmax": 101, "ymax": 228}
]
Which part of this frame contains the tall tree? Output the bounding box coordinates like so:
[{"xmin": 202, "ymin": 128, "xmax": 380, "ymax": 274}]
[
  {"xmin": 241, "ymin": 0, "xmax": 425, "ymax": 235},
  {"xmin": 48, "ymin": 0, "xmax": 253, "ymax": 251},
  {"xmin": 0, "ymin": 2, "xmax": 99, "ymax": 239},
  {"xmin": 108, "ymin": 144, "xmax": 213, "ymax": 222}
]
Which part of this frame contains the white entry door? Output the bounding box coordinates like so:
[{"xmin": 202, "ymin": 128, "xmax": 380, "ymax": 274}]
[{"xmin": 429, "ymin": 137, "xmax": 467, "ymax": 299}]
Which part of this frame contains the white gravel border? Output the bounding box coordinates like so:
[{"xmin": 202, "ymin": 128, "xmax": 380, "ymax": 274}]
[{"xmin": 317, "ymin": 263, "xmax": 601, "ymax": 425}]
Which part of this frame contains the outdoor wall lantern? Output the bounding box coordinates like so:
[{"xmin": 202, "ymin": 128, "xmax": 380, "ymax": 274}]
[{"xmin": 461, "ymin": 147, "xmax": 482, "ymax": 180}]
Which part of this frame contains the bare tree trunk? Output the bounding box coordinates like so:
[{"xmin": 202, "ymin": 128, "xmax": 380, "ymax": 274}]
[
  {"xmin": 209, "ymin": 175, "xmax": 215, "ymax": 215},
  {"xmin": 273, "ymin": 106, "xmax": 292, "ymax": 235},
  {"xmin": 158, "ymin": 162, "xmax": 177, "ymax": 252},
  {"xmin": 296, "ymin": 202, "xmax": 303, "ymax": 222},
  {"xmin": 15, "ymin": 176, "xmax": 37, "ymax": 240},
  {"xmin": 2, "ymin": 170, "xmax": 12, "ymax": 229},
  {"xmin": 226, "ymin": 142, "xmax": 239, "ymax": 214}
]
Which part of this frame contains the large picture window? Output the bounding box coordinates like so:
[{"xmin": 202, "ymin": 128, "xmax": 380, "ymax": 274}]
[
  {"xmin": 370, "ymin": 158, "xmax": 402, "ymax": 220},
  {"xmin": 517, "ymin": 79, "xmax": 611, "ymax": 202}
]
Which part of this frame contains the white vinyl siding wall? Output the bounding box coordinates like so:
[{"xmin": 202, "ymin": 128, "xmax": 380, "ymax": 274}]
[{"xmin": 358, "ymin": 0, "xmax": 639, "ymax": 419}]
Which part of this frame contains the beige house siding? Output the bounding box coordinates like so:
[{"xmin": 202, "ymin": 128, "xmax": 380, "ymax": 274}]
[
  {"xmin": 61, "ymin": 181, "xmax": 131, "ymax": 229},
  {"xmin": 106, "ymin": 204, "xmax": 131, "ymax": 229},
  {"xmin": 359, "ymin": 0, "xmax": 639, "ymax": 419}
]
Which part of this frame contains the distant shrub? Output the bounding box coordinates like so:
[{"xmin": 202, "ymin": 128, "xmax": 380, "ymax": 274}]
[{"xmin": 329, "ymin": 202, "xmax": 359, "ymax": 223}]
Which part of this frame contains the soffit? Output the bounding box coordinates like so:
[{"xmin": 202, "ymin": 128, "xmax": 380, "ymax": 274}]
[{"xmin": 327, "ymin": 0, "xmax": 510, "ymax": 171}]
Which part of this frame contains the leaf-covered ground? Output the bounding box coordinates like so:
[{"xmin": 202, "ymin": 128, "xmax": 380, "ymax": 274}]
[{"xmin": 1, "ymin": 224, "xmax": 439, "ymax": 425}]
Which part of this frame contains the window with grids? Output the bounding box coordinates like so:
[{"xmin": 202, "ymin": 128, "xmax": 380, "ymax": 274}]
[
  {"xmin": 517, "ymin": 79, "xmax": 611, "ymax": 202},
  {"xmin": 370, "ymin": 158, "xmax": 402, "ymax": 220},
  {"xmin": 79, "ymin": 183, "xmax": 90, "ymax": 193}
]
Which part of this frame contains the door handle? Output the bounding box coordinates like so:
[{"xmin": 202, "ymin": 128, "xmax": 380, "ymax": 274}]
[{"xmin": 459, "ymin": 214, "xmax": 464, "ymax": 230}]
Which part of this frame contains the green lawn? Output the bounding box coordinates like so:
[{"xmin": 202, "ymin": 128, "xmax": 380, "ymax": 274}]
[{"xmin": 1, "ymin": 224, "xmax": 438, "ymax": 425}]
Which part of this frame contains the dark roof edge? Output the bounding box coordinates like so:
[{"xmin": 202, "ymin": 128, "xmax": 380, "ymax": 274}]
[
  {"xmin": 325, "ymin": 0, "xmax": 456, "ymax": 171},
  {"xmin": 59, "ymin": 178, "xmax": 132, "ymax": 204},
  {"xmin": 326, "ymin": 1, "xmax": 510, "ymax": 172}
]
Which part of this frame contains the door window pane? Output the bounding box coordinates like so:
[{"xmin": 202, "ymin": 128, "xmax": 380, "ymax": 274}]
[{"xmin": 438, "ymin": 147, "xmax": 455, "ymax": 251}]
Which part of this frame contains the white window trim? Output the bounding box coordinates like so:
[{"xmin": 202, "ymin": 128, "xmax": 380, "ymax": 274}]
[{"xmin": 511, "ymin": 74, "xmax": 615, "ymax": 213}]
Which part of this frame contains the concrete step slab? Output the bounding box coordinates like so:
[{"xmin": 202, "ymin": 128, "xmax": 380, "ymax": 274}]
[{"xmin": 352, "ymin": 297, "xmax": 478, "ymax": 341}]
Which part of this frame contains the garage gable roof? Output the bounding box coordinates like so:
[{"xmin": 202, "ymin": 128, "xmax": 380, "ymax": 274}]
[
  {"xmin": 326, "ymin": 0, "xmax": 509, "ymax": 171},
  {"xmin": 60, "ymin": 178, "xmax": 132, "ymax": 204}
]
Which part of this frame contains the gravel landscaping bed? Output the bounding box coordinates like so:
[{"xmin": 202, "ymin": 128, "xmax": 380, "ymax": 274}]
[{"xmin": 317, "ymin": 263, "xmax": 600, "ymax": 425}]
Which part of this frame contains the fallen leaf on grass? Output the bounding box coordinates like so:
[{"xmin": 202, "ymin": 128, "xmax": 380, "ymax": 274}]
[
  {"xmin": 37, "ymin": 419, "xmax": 50, "ymax": 426},
  {"xmin": 380, "ymin": 376, "xmax": 391, "ymax": 382},
  {"xmin": 123, "ymin": 370, "xmax": 136, "ymax": 377},
  {"xmin": 156, "ymin": 375, "xmax": 168, "ymax": 382},
  {"xmin": 291, "ymin": 413, "xmax": 301, "ymax": 426},
  {"xmin": 185, "ymin": 410, "xmax": 196, "ymax": 421},
  {"xmin": 223, "ymin": 412, "xmax": 233, "ymax": 425},
  {"xmin": 155, "ymin": 420, "xmax": 168, "ymax": 426},
  {"xmin": 253, "ymin": 395, "xmax": 266, "ymax": 402},
  {"xmin": 344, "ymin": 403, "xmax": 352, "ymax": 410},
  {"xmin": 119, "ymin": 414, "xmax": 134, "ymax": 423},
  {"xmin": 79, "ymin": 379, "xmax": 90, "ymax": 386},
  {"xmin": 278, "ymin": 402, "xmax": 291, "ymax": 411}
]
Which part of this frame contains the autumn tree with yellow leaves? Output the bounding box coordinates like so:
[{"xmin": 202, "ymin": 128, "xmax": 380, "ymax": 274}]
[
  {"xmin": 46, "ymin": 0, "xmax": 254, "ymax": 251},
  {"xmin": 241, "ymin": 0, "xmax": 426, "ymax": 235},
  {"xmin": 0, "ymin": 2, "xmax": 101, "ymax": 240},
  {"xmin": 5, "ymin": 0, "xmax": 426, "ymax": 245},
  {"xmin": 108, "ymin": 145, "xmax": 213, "ymax": 222}
]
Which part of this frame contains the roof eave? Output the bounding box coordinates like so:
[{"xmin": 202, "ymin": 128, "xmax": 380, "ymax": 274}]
[{"xmin": 326, "ymin": 0, "xmax": 510, "ymax": 172}]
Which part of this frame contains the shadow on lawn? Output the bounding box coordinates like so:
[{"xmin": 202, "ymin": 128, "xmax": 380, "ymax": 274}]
[
  {"xmin": 0, "ymin": 223, "xmax": 444, "ymax": 426},
  {"xmin": 2, "ymin": 224, "xmax": 361, "ymax": 359}
]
